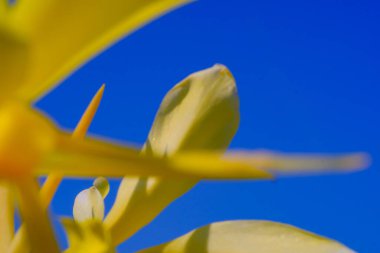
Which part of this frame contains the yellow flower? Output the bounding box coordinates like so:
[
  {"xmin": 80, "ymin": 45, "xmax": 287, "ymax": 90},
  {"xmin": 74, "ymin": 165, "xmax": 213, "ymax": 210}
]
[
  {"xmin": 0, "ymin": 1, "xmax": 195, "ymax": 252},
  {"xmin": 68, "ymin": 65, "xmax": 361, "ymax": 253},
  {"xmin": 0, "ymin": 1, "xmax": 368, "ymax": 253},
  {"xmin": 7, "ymin": 84, "xmax": 107, "ymax": 253}
]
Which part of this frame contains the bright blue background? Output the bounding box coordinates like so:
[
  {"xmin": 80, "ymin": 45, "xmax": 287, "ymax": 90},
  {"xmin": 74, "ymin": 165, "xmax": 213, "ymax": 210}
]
[{"xmin": 35, "ymin": 0, "xmax": 379, "ymax": 252}]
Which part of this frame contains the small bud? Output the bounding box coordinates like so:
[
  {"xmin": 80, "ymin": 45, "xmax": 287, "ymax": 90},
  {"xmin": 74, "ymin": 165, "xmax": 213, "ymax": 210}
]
[
  {"xmin": 73, "ymin": 186, "xmax": 104, "ymax": 222},
  {"xmin": 143, "ymin": 64, "xmax": 239, "ymax": 157}
]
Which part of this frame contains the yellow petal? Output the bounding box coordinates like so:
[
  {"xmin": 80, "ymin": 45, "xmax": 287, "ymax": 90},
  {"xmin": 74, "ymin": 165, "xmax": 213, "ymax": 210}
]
[
  {"xmin": 105, "ymin": 178, "xmax": 197, "ymax": 245},
  {"xmin": 7, "ymin": 174, "xmax": 62, "ymax": 253},
  {"xmin": 0, "ymin": 182, "xmax": 14, "ymax": 252},
  {"xmin": 169, "ymin": 152, "xmax": 272, "ymax": 179},
  {"xmin": 41, "ymin": 134, "xmax": 163, "ymax": 177},
  {"xmin": 73, "ymin": 186, "xmax": 105, "ymax": 222},
  {"xmin": 0, "ymin": 101, "xmax": 263, "ymax": 180},
  {"xmin": 62, "ymin": 219, "xmax": 115, "ymax": 253},
  {"xmin": 0, "ymin": 2, "xmax": 10, "ymax": 24},
  {"xmin": 0, "ymin": 23, "xmax": 27, "ymax": 98},
  {"xmin": 7, "ymin": 0, "xmax": 190, "ymax": 101},
  {"xmin": 138, "ymin": 220, "xmax": 355, "ymax": 253},
  {"xmin": 105, "ymin": 64, "xmax": 241, "ymax": 244},
  {"xmin": 41, "ymin": 135, "xmax": 270, "ymax": 179},
  {"xmin": 225, "ymin": 150, "xmax": 370, "ymax": 175},
  {"xmin": 15, "ymin": 177, "xmax": 60, "ymax": 253},
  {"xmin": 0, "ymin": 2, "xmax": 6, "ymax": 16}
]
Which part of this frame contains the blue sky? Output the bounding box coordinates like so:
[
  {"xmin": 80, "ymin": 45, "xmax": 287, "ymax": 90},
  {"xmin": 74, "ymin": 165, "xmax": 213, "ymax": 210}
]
[{"xmin": 36, "ymin": 0, "xmax": 379, "ymax": 252}]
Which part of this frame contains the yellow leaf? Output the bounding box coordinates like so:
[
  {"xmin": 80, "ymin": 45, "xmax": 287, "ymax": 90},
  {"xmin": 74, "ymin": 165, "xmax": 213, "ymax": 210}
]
[
  {"xmin": 105, "ymin": 64, "xmax": 241, "ymax": 244},
  {"xmin": 138, "ymin": 220, "xmax": 356, "ymax": 253},
  {"xmin": 5, "ymin": 0, "xmax": 190, "ymax": 101}
]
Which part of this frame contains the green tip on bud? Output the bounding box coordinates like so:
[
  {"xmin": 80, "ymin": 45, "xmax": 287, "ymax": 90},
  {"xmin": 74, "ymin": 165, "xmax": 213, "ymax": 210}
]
[{"xmin": 93, "ymin": 177, "xmax": 110, "ymax": 198}]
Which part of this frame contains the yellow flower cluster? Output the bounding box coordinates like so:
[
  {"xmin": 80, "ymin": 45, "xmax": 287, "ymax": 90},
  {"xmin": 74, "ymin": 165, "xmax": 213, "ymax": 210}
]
[{"xmin": 0, "ymin": 1, "xmax": 369, "ymax": 253}]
